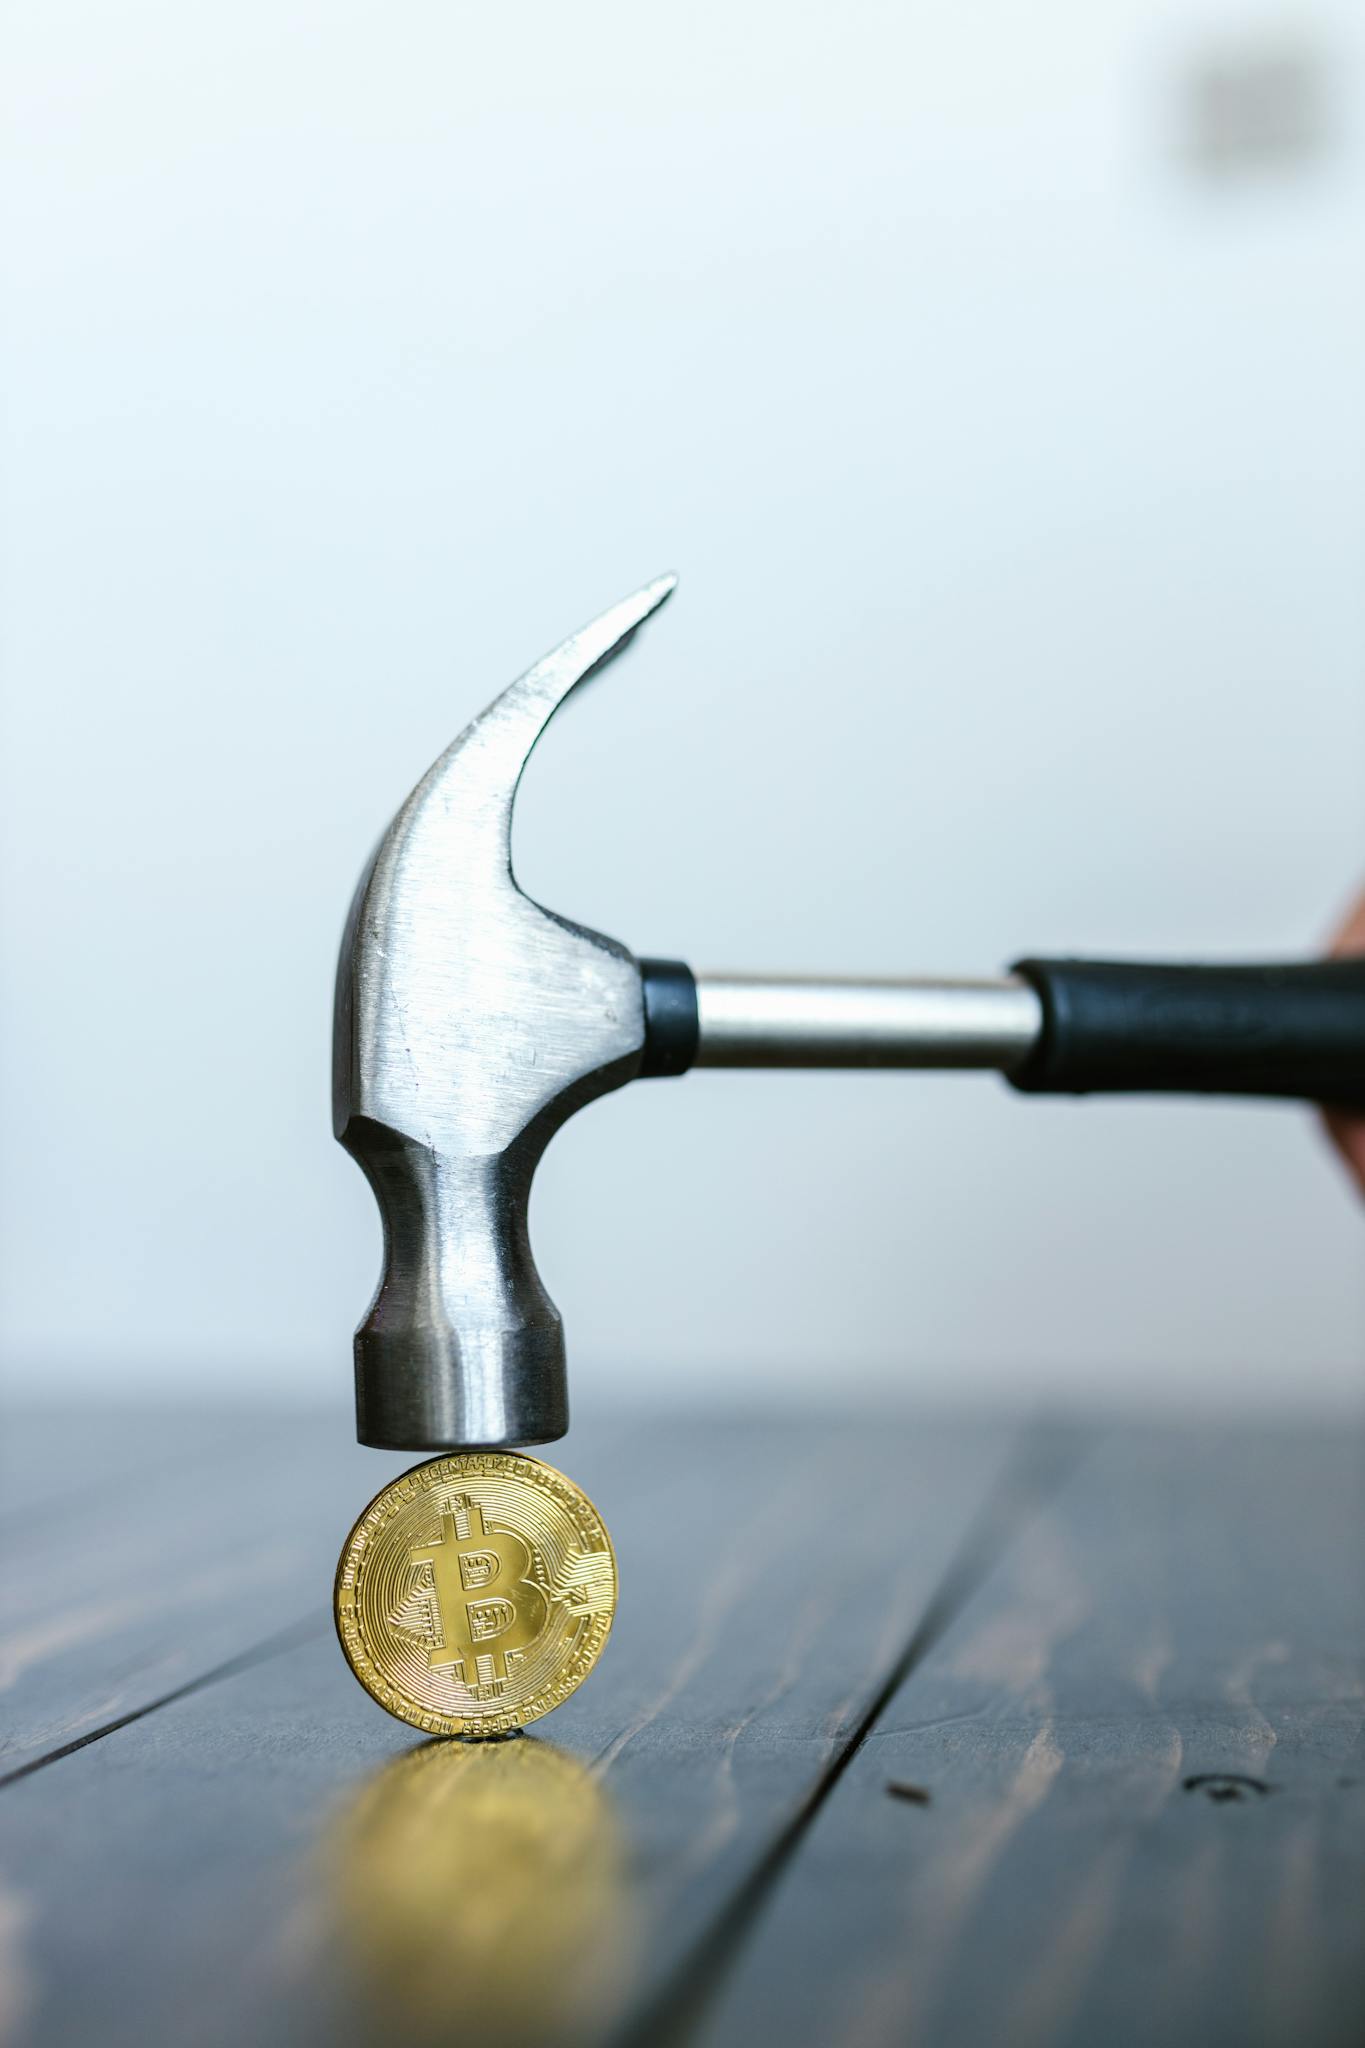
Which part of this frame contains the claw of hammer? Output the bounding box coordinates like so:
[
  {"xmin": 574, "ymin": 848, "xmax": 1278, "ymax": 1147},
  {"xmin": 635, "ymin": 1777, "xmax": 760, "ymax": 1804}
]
[{"xmin": 334, "ymin": 576, "xmax": 676, "ymax": 1451}]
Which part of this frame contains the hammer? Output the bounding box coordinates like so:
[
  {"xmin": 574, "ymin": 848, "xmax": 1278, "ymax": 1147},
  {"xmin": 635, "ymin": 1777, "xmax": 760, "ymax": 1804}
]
[{"xmin": 333, "ymin": 577, "xmax": 1365, "ymax": 1452}]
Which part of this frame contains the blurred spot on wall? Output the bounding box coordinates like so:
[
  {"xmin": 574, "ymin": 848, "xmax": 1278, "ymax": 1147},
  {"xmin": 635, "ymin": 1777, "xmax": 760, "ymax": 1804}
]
[{"xmin": 1183, "ymin": 37, "xmax": 1334, "ymax": 177}]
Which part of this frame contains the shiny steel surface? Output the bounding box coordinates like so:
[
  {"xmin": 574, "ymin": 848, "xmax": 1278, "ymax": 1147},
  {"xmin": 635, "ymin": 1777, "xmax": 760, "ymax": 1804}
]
[
  {"xmin": 334, "ymin": 1452, "xmax": 617, "ymax": 1737},
  {"xmin": 333, "ymin": 578, "xmax": 676, "ymax": 1450},
  {"xmin": 334, "ymin": 575, "xmax": 1047, "ymax": 1456},
  {"xmin": 694, "ymin": 974, "xmax": 1042, "ymax": 1069}
]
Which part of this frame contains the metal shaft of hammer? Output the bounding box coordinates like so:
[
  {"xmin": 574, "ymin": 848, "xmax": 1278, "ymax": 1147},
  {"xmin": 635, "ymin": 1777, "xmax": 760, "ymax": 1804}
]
[{"xmin": 691, "ymin": 974, "xmax": 1042, "ymax": 1068}]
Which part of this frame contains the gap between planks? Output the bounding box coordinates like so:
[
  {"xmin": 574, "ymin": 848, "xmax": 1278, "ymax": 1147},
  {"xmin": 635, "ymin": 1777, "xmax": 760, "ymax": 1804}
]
[
  {"xmin": 0, "ymin": 1613, "xmax": 327, "ymax": 1792},
  {"xmin": 615, "ymin": 1418, "xmax": 1094, "ymax": 2048}
]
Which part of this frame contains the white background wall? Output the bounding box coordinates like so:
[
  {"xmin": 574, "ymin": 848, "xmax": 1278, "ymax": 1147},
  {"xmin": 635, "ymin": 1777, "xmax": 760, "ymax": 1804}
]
[{"xmin": 2, "ymin": 0, "xmax": 1362, "ymax": 1417}]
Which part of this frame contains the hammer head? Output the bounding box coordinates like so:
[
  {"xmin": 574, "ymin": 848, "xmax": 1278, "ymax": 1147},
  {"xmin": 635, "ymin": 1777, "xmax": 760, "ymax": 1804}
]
[{"xmin": 333, "ymin": 577, "xmax": 676, "ymax": 1450}]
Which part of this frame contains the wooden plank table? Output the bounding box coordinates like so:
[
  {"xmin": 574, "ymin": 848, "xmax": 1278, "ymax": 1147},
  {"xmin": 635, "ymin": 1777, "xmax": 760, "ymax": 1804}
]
[{"xmin": 1, "ymin": 1405, "xmax": 1360, "ymax": 2047}]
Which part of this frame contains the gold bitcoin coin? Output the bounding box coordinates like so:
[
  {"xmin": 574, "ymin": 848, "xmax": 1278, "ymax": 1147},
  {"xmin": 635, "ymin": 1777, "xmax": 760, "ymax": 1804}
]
[{"xmin": 334, "ymin": 1452, "xmax": 617, "ymax": 1738}]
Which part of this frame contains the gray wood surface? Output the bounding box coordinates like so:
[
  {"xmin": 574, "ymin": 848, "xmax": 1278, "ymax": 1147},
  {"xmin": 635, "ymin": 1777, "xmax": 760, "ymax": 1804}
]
[
  {"xmin": 2, "ymin": 1408, "xmax": 1360, "ymax": 2046},
  {"xmin": 696, "ymin": 1423, "xmax": 1365, "ymax": 2048},
  {"xmin": 0, "ymin": 1403, "xmax": 414, "ymax": 1777},
  {"xmin": 0, "ymin": 1406, "xmax": 1022, "ymax": 2048}
]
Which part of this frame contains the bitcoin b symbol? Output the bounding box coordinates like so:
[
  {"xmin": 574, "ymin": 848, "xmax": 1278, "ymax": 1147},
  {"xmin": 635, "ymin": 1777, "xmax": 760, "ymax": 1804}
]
[{"xmin": 409, "ymin": 1496, "xmax": 548, "ymax": 1691}]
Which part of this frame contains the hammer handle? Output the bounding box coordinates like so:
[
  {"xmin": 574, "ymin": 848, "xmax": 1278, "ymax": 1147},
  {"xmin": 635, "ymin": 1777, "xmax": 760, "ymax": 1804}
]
[
  {"xmin": 1008, "ymin": 958, "xmax": 1365, "ymax": 1111},
  {"xmin": 650, "ymin": 959, "xmax": 1365, "ymax": 1109}
]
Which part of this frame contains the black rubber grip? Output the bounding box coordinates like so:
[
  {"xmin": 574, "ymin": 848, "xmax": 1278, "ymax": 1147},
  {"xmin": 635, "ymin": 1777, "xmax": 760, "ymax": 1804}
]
[
  {"xmin": 639, "ymin": 958, "xmax": 699, "ymax": 1078},
  {"xmin": 1008, "ymin": 958, "xmax": 1365, "ymax": 1110}
]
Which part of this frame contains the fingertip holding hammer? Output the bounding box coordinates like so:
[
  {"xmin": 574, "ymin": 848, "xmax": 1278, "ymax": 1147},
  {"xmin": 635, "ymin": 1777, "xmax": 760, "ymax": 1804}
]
[{"xmin": 333, "ymin": 577, "xmax": 1365, "ymax": 1454}]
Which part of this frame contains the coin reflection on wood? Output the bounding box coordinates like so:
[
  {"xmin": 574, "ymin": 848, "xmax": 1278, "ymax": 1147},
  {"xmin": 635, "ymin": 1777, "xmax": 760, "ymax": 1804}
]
[
  {"xmin": 327, "ymin": 1739, "xmax": 631, "ymax": 2047},
  {"xmin": 334, "ymin": 1452, "xmax": 617, "ymax": 1736}
]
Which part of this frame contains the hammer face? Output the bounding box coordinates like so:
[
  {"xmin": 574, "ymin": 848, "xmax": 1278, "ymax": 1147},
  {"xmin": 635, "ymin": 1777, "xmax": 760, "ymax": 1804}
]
[{"xmin": 334, "ymin": 578, "xmax": 674, "ymax": 1450}]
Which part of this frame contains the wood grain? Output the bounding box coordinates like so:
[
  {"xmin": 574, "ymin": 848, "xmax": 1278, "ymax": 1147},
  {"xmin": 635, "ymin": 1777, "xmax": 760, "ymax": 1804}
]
[
  {"xmin": 0, "ymin": 1408, "xmax": 1018, "ymax": 2048},
  {"xmin": 0, "ymin": 1403, "xmax": 417, "ymax": 1777},
  {"xmin": 696, "ymin": 1422, "xmax": 1365, "ymax": 2048}
]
